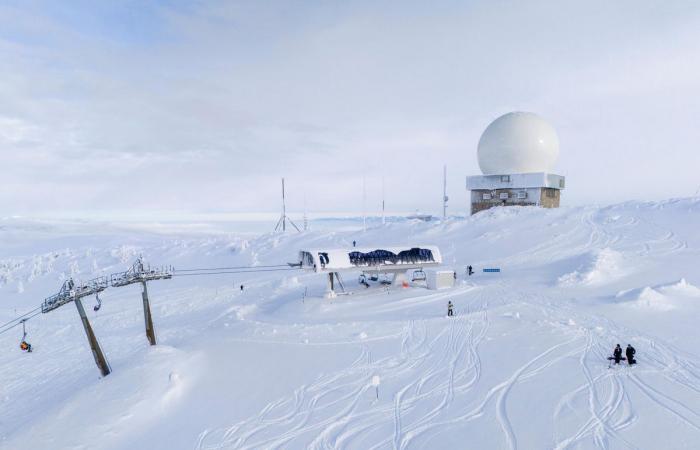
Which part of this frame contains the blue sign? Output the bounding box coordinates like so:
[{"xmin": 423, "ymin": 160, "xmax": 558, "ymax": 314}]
[{"xmin": 483, "ymin": 268, "xmax": 501, "ymax": 273}]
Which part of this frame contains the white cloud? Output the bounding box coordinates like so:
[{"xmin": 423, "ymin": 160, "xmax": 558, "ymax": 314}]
[{"xmin": 1, "ymin": 1, "xmax": 699, "ymax": 216}]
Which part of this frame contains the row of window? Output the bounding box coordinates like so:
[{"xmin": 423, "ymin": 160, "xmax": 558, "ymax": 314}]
[
  {"xmin": 482, "ymin": 191, "xmax": 528, "ymax": 200},
  {"xmin": 498, "ymin": 175, "xmax": 565, "ymax": 190}
]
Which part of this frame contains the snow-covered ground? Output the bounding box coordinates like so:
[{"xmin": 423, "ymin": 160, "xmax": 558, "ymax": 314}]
[{"xmin": 2, "ymin": 199, "xmax": 700, "ymax": 449}]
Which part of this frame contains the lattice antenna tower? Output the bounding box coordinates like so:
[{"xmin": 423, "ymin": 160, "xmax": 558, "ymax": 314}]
[{"xmin": 274, "ymin": 177, "xmax": 301, "ymax": 232}]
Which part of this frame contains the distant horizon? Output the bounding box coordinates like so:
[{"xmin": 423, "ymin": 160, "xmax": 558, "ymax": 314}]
[{"xmin": 4, "ymin": 194, "xmax": 700, "ymax": 223}]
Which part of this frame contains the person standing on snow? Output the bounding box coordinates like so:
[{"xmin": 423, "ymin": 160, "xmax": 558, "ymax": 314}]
[
  {"xmin": 447, "ymin": 301, "xmax": 454, "ymax": 317},
  {"xmin": 626, "ymin": 344, "xmax": 636, "ymax": 365},
  {"xmin": 613, "ymin": 344, "xmax": 623, "ymax": 364},
  {"xmin": 467, "ymin": 265, "xmax": 473, "ymax": 276}
]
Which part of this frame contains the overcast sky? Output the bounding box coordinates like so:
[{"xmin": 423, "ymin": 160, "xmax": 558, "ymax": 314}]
[{"xmin": 1, "ymin": 1, "xmax": 699, "ymax": 218}]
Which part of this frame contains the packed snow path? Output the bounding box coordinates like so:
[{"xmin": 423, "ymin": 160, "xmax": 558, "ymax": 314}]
[{"xmin": 1, "ymin": 199, "xmax": 700, "ymax": 449}]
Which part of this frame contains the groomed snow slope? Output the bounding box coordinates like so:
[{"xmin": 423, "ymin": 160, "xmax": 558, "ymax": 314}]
[{"xmin": 2, "ymin": 199, "xmax": 700, "ymax": 449}]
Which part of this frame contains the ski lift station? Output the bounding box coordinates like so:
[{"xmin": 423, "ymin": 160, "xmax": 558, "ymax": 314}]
[
  {"xmin": 297, "ymin": 245, "xmax": 445, "ymax": 297},
  {"xmin": 466, "ymin": 112, "xmax": 566, "ymax": 215}
]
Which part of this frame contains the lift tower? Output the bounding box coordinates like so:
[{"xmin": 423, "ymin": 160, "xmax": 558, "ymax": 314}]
[
  {"xmin": 110, "ymin": 257, "xmax": 173, "ymax": 346},
  {"xmin": 42, "ymin": 277, "xmax": 111, "ymax": 377}
]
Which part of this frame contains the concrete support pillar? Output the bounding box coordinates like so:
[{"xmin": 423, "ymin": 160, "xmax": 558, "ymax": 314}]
[
  {"xmin": 75, "ymin": 298, "xmax": 111, "ymax": 377},
  {"xmin": 325, "ymin": 272, "xmax": 337, "ymax": 299},
  {"xmin": 142, "ymin": 281, "xmax": 156, "ymax": 345}
]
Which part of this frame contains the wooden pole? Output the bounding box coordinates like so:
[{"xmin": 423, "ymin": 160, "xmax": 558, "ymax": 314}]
[
  {"xmin": 142, "ymin": 281, "xmax": 156, "ymax": 345},
  {"xmin": 75, "ymin": 298, "xmax": 111, "ymax": 377}
]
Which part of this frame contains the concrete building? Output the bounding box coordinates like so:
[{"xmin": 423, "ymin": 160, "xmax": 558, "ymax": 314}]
[{"xmin": 466, "ymin": 112, "xmax": 565, "ymax": 215}]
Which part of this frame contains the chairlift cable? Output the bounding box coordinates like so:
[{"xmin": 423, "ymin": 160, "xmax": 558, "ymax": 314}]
[
  {"xmin": 0, "ymin": 263, "xmax": 301, "ymax": 339},
  {"xmin": 0, "ymin": 306, "xmax": 41, "ymax": 330},
  {"xmin": 173, "ymin": 267, "xmax": 299, "ymax": 277},
  {"xmin": 0, "ymin": 310, "xmax": 42, "ymax": 336},
  {"xmin": 173, "ymin": 264, "xmax": 290, "ymax": 272}
]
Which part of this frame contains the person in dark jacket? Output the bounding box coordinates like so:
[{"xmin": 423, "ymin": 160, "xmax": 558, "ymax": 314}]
[
  {"xmin": 626, "ymin": 344, "xmax": 636, "ymax": 365},
  {"xmin": 467, "ymin": 265, "xmax": 474, "ymax": 276},
  {"xmin": 613, "ymin": 344, "xmax": 623, "ymax": 364}
]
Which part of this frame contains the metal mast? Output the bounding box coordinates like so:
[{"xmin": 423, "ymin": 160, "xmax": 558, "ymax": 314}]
[
  {"xmin": 362, "ymin": 175, "xmax": 367, "ymax": 232},
  {"xmin": 274, "ymin": 177, "xmax": 300, "ymax": 232},
  {"xmin": 443, "ymin": 165, "xmax": 449, "ymax": 220},
  {"xmin": 381, "ymin": 176, "xmax": 386, "ymax": 225},
  {"xmin": 303, "ymin": 191, "xmax": 308, "ymax": 231}
]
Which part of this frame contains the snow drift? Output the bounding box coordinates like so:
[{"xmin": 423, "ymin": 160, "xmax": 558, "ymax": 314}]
[{"xmin": 2, "ymin": 199, "xmax": 700, "ymax": 449}]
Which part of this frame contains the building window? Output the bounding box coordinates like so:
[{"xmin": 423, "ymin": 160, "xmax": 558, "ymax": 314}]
[
  {"xmin": 517, "ymin": 191, "xmax": 527, "ymax": 199},
  {"xmin": 482, "ymin": 193, "xmax": 491, "ymax": 200},
  {"xmin": 500, "ymin": 175, "xmax": 510, "ymax": 183},
  {"xmin": 559, "ymin": 179, "xmax": 565, "ymax": 188},
  {"xmin": 499, "ymin": 192, "xmax": 509, "ymax": 200},
  {"xmin": 546, "ymin": 189, "xmax": 556, "ymax": 198}
]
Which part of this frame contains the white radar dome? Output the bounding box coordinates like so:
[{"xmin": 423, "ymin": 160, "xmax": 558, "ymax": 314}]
[{"xmin": 477, "ymin": 112, "xmax": 559, "ymax": 175}]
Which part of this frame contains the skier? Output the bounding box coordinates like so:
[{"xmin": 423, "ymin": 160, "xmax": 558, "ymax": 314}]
[
  {"xmin": 20, "ymin": 341, "xmax": 32, "ymax": 352},
  {"xmin": 240, "ymin": 284, "xmax": 244, "ymax": 292},
  {"xmin": 453, "ymin": 271, "xmax": 457, "ymax": 280},
  {"xmin": 447, "ymin": 301, "xmax": 454, "ymax": 317},
  {"xmin": 353, "ymin": 240, "xmax": 356, "ymax": 248},
  {"xmin": 467, "ymin": 265, "xmax": 474, "ymax": 276},
  {"xmin": 626, "ymin": 344, "xmax": 636, "ymax": 365},
  {"xmin": 613, "ymin": 344, "xmax": 623, "ymax": 365}
]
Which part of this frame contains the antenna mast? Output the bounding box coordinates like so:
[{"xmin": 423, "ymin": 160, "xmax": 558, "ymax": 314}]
[
  {"xmin": 274, "ymin": 177, "xmax": 301, "ymax": 232},
  {"xmin": 362, "ymin": 175, "xmax": 367, "ymax": 232},
  {"xmin": 381, "ymin": 176, "xmax": 386, "ymax": 225},
  {"xmin": 443, "ymin": 165, "xmax": 448, "ymax": 220},
  {"xmin": 303, "ymin": 190, "xmax": 308, "ymax": 231}
]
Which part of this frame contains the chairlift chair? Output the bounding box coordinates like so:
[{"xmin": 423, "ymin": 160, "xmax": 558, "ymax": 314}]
[
  {"xmin": 412, "ymin": 269, "xmax": 426, "ymax": 282},
  {"xmin": 19, "ymin": 319, "xmax": 32, "ymax": 352},
  {"xmin": 93, "ymin": 292, "xmax": 102, "ymax": 312},
  {"xmin": 358, "ymin": 274, "xmax": 370, "ymax": 288}
]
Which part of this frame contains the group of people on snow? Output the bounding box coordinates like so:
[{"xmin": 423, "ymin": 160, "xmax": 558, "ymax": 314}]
[
  {"xmin": 445, "ymin": 302, "xmax": 638, "ymax": 366},
  {"xmin": 611, "ymin": 343, "xmax": 636, "ymax": 366}
]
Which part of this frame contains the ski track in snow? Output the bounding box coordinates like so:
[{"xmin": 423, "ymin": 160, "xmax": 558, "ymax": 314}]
[
  {"xmin": 199, "ymin": 279, "xmax": 700, "ymax": 450},
  {"xmin": 197, "ymin": 290, "xmax": 492, "ymax": 450},
  {"xmin": 4, "ymin": 201, "xmax": 700, "ymax": 449}
]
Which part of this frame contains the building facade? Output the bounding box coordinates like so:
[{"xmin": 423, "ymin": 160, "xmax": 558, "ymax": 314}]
[{"xmin": 466, "ymin": 172, "xmax": 565, "ymax": 215}]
